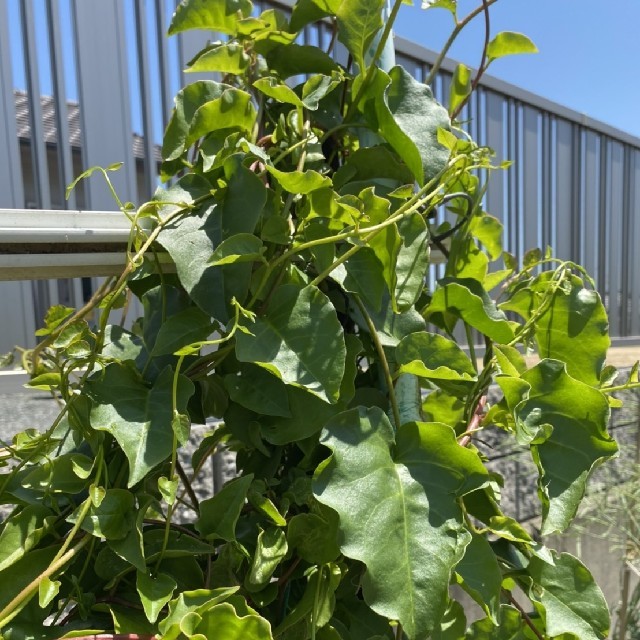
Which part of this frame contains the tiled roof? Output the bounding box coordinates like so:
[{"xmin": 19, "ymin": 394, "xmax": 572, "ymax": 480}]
[{"xmin": 14, "ymin": 90, "xmax": 160, "ymax": 161}]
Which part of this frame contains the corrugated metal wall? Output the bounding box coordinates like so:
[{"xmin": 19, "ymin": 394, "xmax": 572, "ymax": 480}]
[{"xmin": 1, "ymin": 0, "xmax": 639, "ymax": 353}]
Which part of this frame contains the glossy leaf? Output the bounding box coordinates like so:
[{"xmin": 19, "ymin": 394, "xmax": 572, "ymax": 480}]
[
  {"xmin": 254, "ymin": 76, "xmax": 305, "ymax": 108},
  {"xmin": 259, "ymin": 384, "xmax": 342, "ymax": 444},
  {"xmin": 0, "ymin": 505, "xmax": 53, "ymax": 572},
  {"xmin": 266, "ymin": 166, "xmax": 332, "ymax": 194},
  {"xmin": 245, "ymin": 527, "xmax": 288, "ymax": 591},
  {"xmin": 187, "ymin": 89, "xmax": 256, "ymax": 146},
  {"xmin": 152, "ymin": 306, "xmax": 213, "ymax": 356},
  {"xmin": 526, "ymin": 552, "xmax": 609, "ymax": 640},
  {"xmin": 314, "ymin": 408, "xmax": 489, "ymax": 638},
  {"xmin": 209, "ymin": 233, "xmax": 265, "ymax": 267},
  {"xmin": 169, "ymin": 0, "xmax": 252, "ymax": 35},
  {"xmin": 158, "ymin": 166, "xmax": 267, "ymax": 322},
  {"xmin": 426, "ymin": 278, "xmax": 515, "ymax": 343},
  {"xmin": 395, "ymin": 214, "xmax": 430, "ymax": 310},
  {"xmin": 336, "ymin": 0, "xmax": 385, "ymax": 70},
  {"xmin": 187, "ymin": 601, "xmax": 273, "ymax": 640},
  {"xmin": 266, "ymin": 44, "xmax": 339, "ymax": 79},
  {"xmin": 286, "ymin": 512, "xmax": 340, "ymax": 564},
  {"xmin": 516, "ymin": 360, "xmax": 617, "ymax": 534},
  {"xmin": 224, "ymin": 364, "xmax": 291, "ymax": 418},
  {"xmin": 360, "ymin": 66, "xmax": 451, "ymax": 185},
  {"xmin": 236, "ymin": 284, "xmax": 346, "ymax": 403},
  {"xmin": 187, "ymin": 42, "xmax": 250, "ymax": 74},
  {"xmin": 449, "ymin": 63, "xmax": 471, "ymax": 115},
  {"xmin": 487, "ymin": 32, "xmax": 538, "ymax": 61},
  {"xmin": 87, "ymin": 364, "xmax": 195, "ymax": 486},
  {"xmin": 196, "ymin": 474, "xmax": 254, "ymax": 542},
  {"xmin": 137, "ymin": 571, "xmax": 177, "ymax": 623},
  {"xmin": 466, "ymin": 605, "xmax": 528, "ymax": 639},
  {"xmin": 162, "ymin": 81, "xmax": 228, "ymax": 161},
  {"xmin": 68, "ymin": 489, "xmax": 134, "ymax": 540},
  {"xmin": 397, "ymin": 332, "xmax": 477, "ymax": 385},
  {"xmin": 534, "ymin": 278, "xmax": 609, "ymax": 386},
  {"xmin": 454, "ymin": 533, "xmax": 501, "ymax": 622}
]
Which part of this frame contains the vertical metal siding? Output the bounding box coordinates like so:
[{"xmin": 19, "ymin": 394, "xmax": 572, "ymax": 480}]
[{"xmin": 1, "ymin": 0, "xmax": 640, "ymax": 342}]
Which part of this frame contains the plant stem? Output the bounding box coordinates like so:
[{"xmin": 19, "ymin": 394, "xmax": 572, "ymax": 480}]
[
  {"xmin": 353, "ymin": 294, "xmax": 401, "ymax": 430},
  {"xmin": 505, "ymin": 592, "xmax": 544, "ymax": 640},
  {"xmin": 450, "ymin": 0, "xmax": 491, "ymax": 121},
  {"xmin": 465, "ymin": 323, "xmax": 478, "ymax": 373},
  {"xmin": 0, "ymin": 535, "xmax": 90, "ymax": 629},
  {"xmin": 395, "ymin": 622, "xmax": 404, "ymax": 640},
  {"xmin": 424, "ymin": 0, "xmax": 500, "ymax": 87},
  {"xmin": 176, "ymin": 459, "xmax": 200, "ymax": 513}
]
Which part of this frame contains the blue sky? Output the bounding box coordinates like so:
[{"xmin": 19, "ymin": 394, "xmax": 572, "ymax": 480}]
[
  {"xmin": 6, "ymin": 0, "xmax": 640, "ymax": 140},
  {"xmin": 394, "ymin": 0, "xmax": 640, "ymax": 138}
]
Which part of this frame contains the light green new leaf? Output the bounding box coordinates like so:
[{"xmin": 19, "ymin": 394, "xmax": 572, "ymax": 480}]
[
  {"xmin": 469, "ymin": 214, "xmax": 503, "ymax": 261},
  {"xmin": 526, "ymin": 552, "xmax": 609, "ymax": 640},
  {"xmin": 157, "ymin": 586, "xmax": 239, "ymax": 637},
  {"xmin": 426, "ymin": 278, "xmax": 515, "ymax": 343},
  {"xmin": 253, "ymin": 76, "xmax": 304, "ymax": 108},
  {"xmin": 151, "ymin": 306, "xmax": 213, "ymax": 356},
  {"xmin": 0, "ymin": 505, "xmax": 53, "ymax": 572},
  {"xmin": 162, "ymin": 81, "xmax": 228, "ymax": 161},
  {"xmin": 313, "ymin": 408, "xmax": 489, "ymax": 639},
  {"xmin": 487, "ymin": 32, "xmax": 538, "ymax": 61},
  {"xmin": 187, "ymin": 42, "xmax": 250, "ymax": 74},
  {"xmin": 336, "ymin": 0, "xmax": 385, "ymax": 70},
  {"xmin": 235, "ymin": 284, "xmax": 346, "ymax": 403},
  {"xmin": 209, "ymin": 233, "xmax": 264, "ymax": 267},
  {"xmin": 196, "ymin": 474, "xmax": 254, "ymax": 541},
  {"xmin": 245, "ymin": 527, "xmax": 288, "ymax": 592},
  {"xmin": 396, "ymin": 332, "xmax": 477, "ymax": 384},
  {"xmin": 87, "ymin": 364, "xmax": 195, "ymax": 487},
  {"xmin": 395, "ymin": 213, "xmax": 430, "ymax": 310},
  {"xmin": 534, "ymin": 278, "xmax": 609, "ymax": 387},
  {"xmin": 169, "ymin": 0, "xmax": 252, "ymax": 35},
  {"xmin": 266, "ymin": 166, "xmax": 332, "ymax": 194},
  {"xmin": 187, "ymin": 602, "xmax": 274, "ymax": 640},
  {"xmin": 137, "ymin": 571, "xmax": 177, "ymax": 623},
  {"xmin": 516, "ymin": 360, "xmax": 617, "ymax": 534},
  {"xmin": 449, "ymin": 63, "xmax": 471, "ymax": 115},
  {"xmin": 187, "ymin": 89, "xmax": 256, "ymax": 146}
]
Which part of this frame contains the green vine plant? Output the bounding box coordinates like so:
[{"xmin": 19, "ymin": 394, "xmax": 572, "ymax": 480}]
[{"xmin": 0, "ymin": 0, "xmax": 628, "ymax": 638}]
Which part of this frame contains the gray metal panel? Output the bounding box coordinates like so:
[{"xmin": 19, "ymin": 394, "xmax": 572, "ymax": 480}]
[
  {"xmin": 73, "ymin": 1, "xmax": 136, "ymax": 209},
  {"xmin": 20, "ymin": 0, "xmax": 52, "ymax": 209},
  {"xmin": 583, "ymin": 131, "xmax": 598, "ymax": 279},
  {"xmin": 485, "ymin": 91, "xmax": 505, "ymax": 225},
  {"xmin": 46, "ymin": 0, "xmax": 77, "ymax": 209},
  {"xmin": 0, "ymin": 12, "xmax": 23, "ymax": 207},
  {"xmin": 135, "ymin": 0, "xmax": 160, "ymax": 201},
  {"xmin": 608, "ymin": 142, "xmax": 624, "ymax": 337},
  {"xmin": 554, "ymin": 120, "xmax": 573, "ymax": 261},
  {"xmin": 540, "ymin": 114, "xmax": 552, "ymax": 250},
  {"xmin": 630, "ymin": 151, "xmax": 640, "ymax": 335},
  {"xmin": 522, "ymin": 106, "xmax": 539, "ymax": 253},
  {"xmin": 0, "ymin": 1, "xmax": 37, "ymax": 353}
]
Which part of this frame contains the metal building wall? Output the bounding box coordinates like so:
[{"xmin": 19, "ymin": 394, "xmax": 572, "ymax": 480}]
[{"xmin": 1, "ymin": 0, "xmax": 639, "ymax": 354}]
